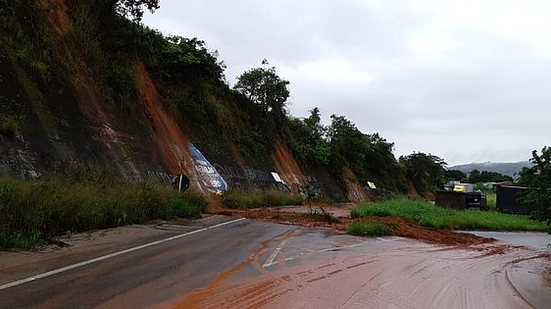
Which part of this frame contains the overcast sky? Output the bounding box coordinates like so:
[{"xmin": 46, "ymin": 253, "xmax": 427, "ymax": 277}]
[{"xmin": 143, "ymin": 0, "xmax": 551, "ymax": 166}]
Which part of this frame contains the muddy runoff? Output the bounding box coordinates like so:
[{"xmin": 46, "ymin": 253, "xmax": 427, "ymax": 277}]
[
  {"xmin": 215, "ymin": 204, "xmax": 495, "ymax": 247},
  {"xmin": 170, "ymin": 205, "xmax": 551, "ymax": 309}
]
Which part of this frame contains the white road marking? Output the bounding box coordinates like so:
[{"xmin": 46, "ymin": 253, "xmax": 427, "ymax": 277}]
[
  {"xmin": 263, "ymin": 241, "xmax": 393, "ymax": 268},
  {"xmin": 0, "ymin": 218, "xmax": 246, "ymax": 291},
  {"xmin": 263, "ymin": 237, "xmax": 292, "ymax": 267}
]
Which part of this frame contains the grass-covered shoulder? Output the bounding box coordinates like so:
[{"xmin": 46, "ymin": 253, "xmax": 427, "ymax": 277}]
[
  {"xmin": 0, "ymin": 173, "xmax": 207, "ymax": 249},
  {"xmin": 222, "ymin": 190, "xmax": 303, "ymax": 209},
  {"xmin": 351, "ymin": 199, "xmax": 548, "ymax": 232}
]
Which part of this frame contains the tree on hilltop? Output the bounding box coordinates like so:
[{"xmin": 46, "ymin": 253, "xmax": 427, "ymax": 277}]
[
  {"xmin": 115, "ymin": 0, "xmax": 160, "ymax": 22},
  {"xmin": 234, "ymin": 60, "xmax": 290, "ymax": 119},
  {"xmin": 400, "ymin": 152, "xmax": 447, "ymax": 197}
]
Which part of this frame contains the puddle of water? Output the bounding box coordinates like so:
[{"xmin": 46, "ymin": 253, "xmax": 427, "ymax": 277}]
[{"xmin": 463, "ymin": 231, "xmax": 550, "ymax": 251}]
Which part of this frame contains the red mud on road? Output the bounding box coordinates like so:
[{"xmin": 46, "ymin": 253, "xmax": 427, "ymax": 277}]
[
  {"xmin": 179, "ymin": 206, "xmax": 551, "ymax": 308},
  {"xmin": 216, "ymin": 205, "xmax": 495, "ymax": 247},
  {"xmin": 173, "ymin": 233, "xmax": 549, "ymax": 309}
]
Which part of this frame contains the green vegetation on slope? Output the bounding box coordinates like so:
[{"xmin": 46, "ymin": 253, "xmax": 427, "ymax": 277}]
[
  {"xmin": 351, "ymin": 199, "xmax": 548, "ymax": 232},
  {"xmin": 0, "ymin": 171, "xmax": 207, "ymax": 249},
  {"xmin": 1, "ymin": 0, "xmax": 456, "ymax": 202}
]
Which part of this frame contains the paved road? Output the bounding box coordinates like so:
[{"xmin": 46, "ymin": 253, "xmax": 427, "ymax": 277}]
[
  {"xmin": 1, "ymin": 216, "xmax": 550, "ymax": 309},
  {"xmin": 465, "ymin": 230, "xmax": 550, "ymax": 251},
  {"xmin": 0, "ymin": 218, "xmax": 294, "ymax": 308}
]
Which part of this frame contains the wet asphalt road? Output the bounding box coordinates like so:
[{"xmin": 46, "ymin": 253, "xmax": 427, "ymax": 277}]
[
  {"xmin": 465, "ymin": 230, "xmax": 550, "ymax": 251},
  {"xmin": 1, "ymin": 218, "xmax": 550, "ymax": 309},
  {"xmin": 0, "ymin": 218, "xmax": 295, "ymax": 308}
]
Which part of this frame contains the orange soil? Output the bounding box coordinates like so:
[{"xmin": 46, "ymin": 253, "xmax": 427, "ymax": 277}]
[
  {"xmin": 271, "ymin": 137, "xmax": 305, "ymax": 191},
  {"xmin": 214, "ymin": 207, "xmax": 494, "ymax": 247},
  {"xmin": 135, "ymin": 62, "xmax": 193, "ymax": 174},
  {"xmin": 359, "ymin": 216, "xmax": 495, "ymax": 246},
  {"xmin": 39, "ymin": 0, "xmax": 139, "ymax": 175},
  {"xmin": 177, "ymin": 260, "xmax": 248, "ymax": 309},
  {"xmin": 342, "ymin": 167, "xmax": 369, "ymax": 202},
  {"xmin": 40, "ymin": 0, "xmax": 73, "ymax": 35},
  {"xmin": 216, "ymin": 208, "xmax": 348, "ymax": 232}
]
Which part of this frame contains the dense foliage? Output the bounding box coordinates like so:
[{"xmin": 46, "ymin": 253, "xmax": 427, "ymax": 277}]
[
  {"xmin": 400, "ymin": 152, "xmax": 446, "ymax": 197},
  {"xmin": 113, "ymin": 0, "xmax": 160, "ymax": 22},
  {"xmin": 0, "ymin": 171, "xmax": 207, "ymax": 249},
  {"xmin": 234, "ymin": 59, "xmax": 290, "ymax": 120},
  {"xmin": 518, "ymin": 146, "xmax": 551, "ymax": 223},
  {"xmin": 444, "ymin": 169, "xmax": 467, "ymax": 181},
  {"xmin": 466, "ymin": 170, "xmax": 513, "ymax": 183},
  {"xmin": 286, "ymin": 108, "xmax": 330, "ymax": 166},
  {"xmin": 284, "ymin": 108, "xmax": 409, "ymax": 193},
  {"xmin": 1, "ymin": 0, "xmax": 452, "ymax": 200}
]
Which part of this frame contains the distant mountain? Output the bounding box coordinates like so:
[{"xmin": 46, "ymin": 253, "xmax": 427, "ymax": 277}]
[{"xmin": 450, "ymin": 161, "xmax": 532, "ymax": 177}]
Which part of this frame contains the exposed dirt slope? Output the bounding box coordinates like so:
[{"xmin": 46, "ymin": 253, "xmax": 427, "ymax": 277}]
[
  {"xmin": 271, "ymin": 137, "xmax": 305, "ymax": 191},
  {"xmin": 40, "ymin": 0, "xmax": 73, "ymax": 35},
  {"xmin": 135, "ymin": 62, "xmax": 209, "ymax": 191},
  {"xmin": 343, "ymin": 166, "xmax": 369, "ymax": 202},
  {"xmin": 37, "ymin": 0, "xmax": 142, "ymax": 175}
]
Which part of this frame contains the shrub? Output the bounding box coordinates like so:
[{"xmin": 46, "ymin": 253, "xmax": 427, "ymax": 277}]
[
  {"xmin": 0, "ymin": 172, "xmax": 207, "ymax": 249},
  {"xmin": 222, "ymin": 190, "xmax": 303, "ymax": 209},
  {"xmin": 348, "ymin": 222, "xmax": 392, "ymax": 236},
  {"xmin": 0, "ymin": 116, "xmax": 22, "ymax": 138},
  {"xmin": 171, "ymin": 191, "xmax": 207, "ymax": 218}
]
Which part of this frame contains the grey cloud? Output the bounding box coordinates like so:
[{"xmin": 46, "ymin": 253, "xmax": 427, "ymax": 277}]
[{"xmin": 143, "ymin": 0, "xmax": 551, "ymax": 165}]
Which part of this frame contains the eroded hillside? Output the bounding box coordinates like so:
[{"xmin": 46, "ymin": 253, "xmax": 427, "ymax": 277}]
[{"xmin": 0, "ymin": 0, "xmax": 418, "ymax": 201}]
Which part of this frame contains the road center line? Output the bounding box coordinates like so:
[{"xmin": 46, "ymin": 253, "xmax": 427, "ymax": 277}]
[{"xmin": 0, "ymin": 218, "xmax": 246, "ymax": 291}]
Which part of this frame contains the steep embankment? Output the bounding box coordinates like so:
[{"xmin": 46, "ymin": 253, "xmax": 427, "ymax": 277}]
[
  {"xmin": 343, "ymin": 167, "xmax": 370, "ymax": 202},
  {"xmin": 0, "ymin": 0, "xmax": 371, "ymax": 202},
  {"xmin": 44, "ymin": 0, "xmax": 146, "ymax": 176},
  {"xmin": 271, "ymin": 137, "xmax": 306, "ymax": 190}
]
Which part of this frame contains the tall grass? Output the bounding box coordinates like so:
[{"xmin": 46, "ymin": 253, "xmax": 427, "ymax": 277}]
[
  {"xmin": 0, "ymin": 115, "xmax": 22, "ymax": 138},
  {"xmin": 486, "ymin": 192, "xmax": 496, "ymax": 211},
  {"xmin": 222, "ymin": 190, "xmax": 303, "ymax": 209},
  {"xmin": 0, "ymin": 173, "xmax": 207, "ymax": 249},
  {"xmin": 348, "ymin": 222, "xmax": 392, "ymax": 236},
  {"xmin": 352, "ymin": 199, "xmax": 548, "ymax": 232}
]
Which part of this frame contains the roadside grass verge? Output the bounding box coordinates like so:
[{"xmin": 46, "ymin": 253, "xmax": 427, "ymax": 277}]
[
  {"xmin": 0, "ymin": 173, "xmax": 207, "ymax": 249},
  {"xmin": 222, "ymin": 190, "xmax": 303, "ymax": 209},
  {"xmin": 348, "ymin": 222, "xmax": 392, "ymax": 236},
  {"xmin": 351, "ymin": 199, "xmax": 548, "ymax": 232}
]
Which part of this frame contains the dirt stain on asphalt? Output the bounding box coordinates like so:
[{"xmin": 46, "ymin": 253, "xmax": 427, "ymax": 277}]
[
  {"xmin": 170, "ymin": 205, "xmax": 551, "ymax": 309},
  {"xmin": 172, "ymin": 239, "xmax": 548, "ymax": 309},
  {"xmin": 173, "ymin": 230, "xmax": 298, "ymax": 308},
  {"xmin": 215, "ymin": 205, "xmax": 495, "ymax": 247}
]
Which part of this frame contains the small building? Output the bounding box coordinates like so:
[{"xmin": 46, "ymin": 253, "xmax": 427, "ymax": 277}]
[{"xmin": 496, "ymin": 185, "xmax": 541, "ymax": 215}]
